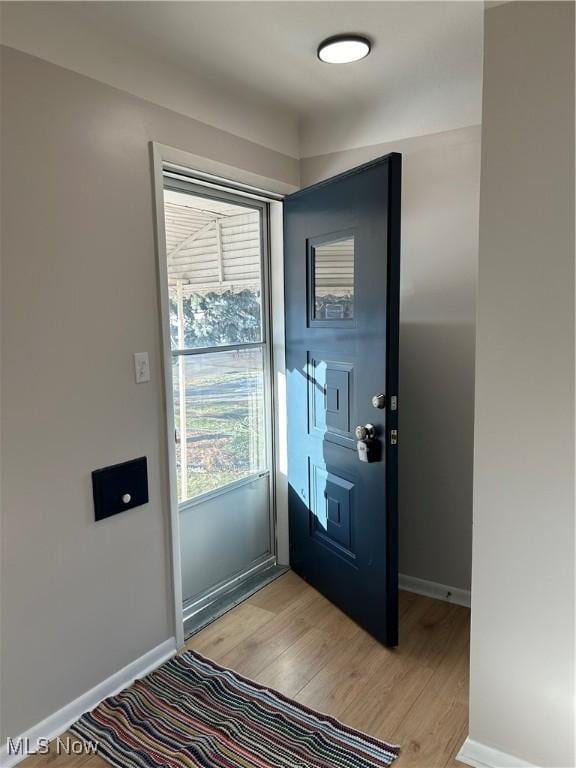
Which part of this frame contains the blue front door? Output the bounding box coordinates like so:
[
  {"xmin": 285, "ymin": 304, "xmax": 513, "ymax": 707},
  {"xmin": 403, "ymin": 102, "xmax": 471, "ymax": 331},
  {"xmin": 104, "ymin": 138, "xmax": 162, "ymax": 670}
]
[{"xmin": 284, "ymin": 154, "xmax": 401, "ymax": 646}]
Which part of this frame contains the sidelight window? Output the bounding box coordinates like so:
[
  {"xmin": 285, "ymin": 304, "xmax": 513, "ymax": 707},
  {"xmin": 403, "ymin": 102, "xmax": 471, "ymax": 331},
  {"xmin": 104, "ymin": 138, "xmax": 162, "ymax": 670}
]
[{"xmin": 163, "ymin": 187, "xmax": 270, "ymax": 504}]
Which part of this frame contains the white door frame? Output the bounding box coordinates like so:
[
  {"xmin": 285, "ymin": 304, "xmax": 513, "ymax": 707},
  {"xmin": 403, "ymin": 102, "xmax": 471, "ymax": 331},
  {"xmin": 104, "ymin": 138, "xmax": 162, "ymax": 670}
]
[{"xmin": 150, "ymin": 141, "xmax": 296, "ymax": 647}]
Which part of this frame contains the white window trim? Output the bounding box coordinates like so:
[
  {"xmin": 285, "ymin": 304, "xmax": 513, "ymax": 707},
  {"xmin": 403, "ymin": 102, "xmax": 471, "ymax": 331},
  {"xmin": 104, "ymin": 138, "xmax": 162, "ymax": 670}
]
[{"xmin": 150, "ymin": 142, "xmax": 295, "ymax": 647}]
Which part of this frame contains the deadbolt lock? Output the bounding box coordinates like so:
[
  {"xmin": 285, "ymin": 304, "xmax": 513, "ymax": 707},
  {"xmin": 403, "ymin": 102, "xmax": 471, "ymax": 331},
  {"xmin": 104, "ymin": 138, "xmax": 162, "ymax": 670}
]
[{"xmin": 372, "ymin": 393, "xmax": 386, "ymax": 409}]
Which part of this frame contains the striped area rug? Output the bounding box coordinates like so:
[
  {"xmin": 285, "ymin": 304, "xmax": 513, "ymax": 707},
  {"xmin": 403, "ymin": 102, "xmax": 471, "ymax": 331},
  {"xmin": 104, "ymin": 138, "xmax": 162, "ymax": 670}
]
[{"xmin": 71, "ymin": 650, "xmax": 400, "ymax": 767}]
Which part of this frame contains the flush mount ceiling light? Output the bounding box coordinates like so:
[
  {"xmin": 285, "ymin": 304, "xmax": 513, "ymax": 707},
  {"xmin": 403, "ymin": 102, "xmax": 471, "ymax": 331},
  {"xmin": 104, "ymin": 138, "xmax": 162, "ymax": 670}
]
[{"xmin": 317, "ymin": 34, "xmax": 371, "ymax": 64}]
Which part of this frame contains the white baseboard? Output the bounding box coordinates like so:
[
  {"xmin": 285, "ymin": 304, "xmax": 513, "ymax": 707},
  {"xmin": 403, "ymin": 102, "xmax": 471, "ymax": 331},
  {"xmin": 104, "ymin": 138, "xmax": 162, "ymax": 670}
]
[
  {"xmin": 456, "ymin": 737, "xmax": 539, "ymax": 768},
  {"xmin": 399, "ymin": 573, "xmax": 471, "ymax": 608},
  {"xmin": 0, "ymin": 637, "xmax": 177, "ymax": 768}
]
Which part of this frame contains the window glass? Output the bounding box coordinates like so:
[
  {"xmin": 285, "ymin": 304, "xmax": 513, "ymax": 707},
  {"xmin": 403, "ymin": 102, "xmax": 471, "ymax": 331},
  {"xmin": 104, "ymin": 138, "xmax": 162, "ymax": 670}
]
[
  {"xmin": 313, "ymin": 236, "xmax": 355, "ymax": 320},
  {"xmin": 172, "ymin": 348, "xmax": 266, "ymax": 503},
  {"xmin": 164, "ymin": 189, "xmax": 263, "ymax": 349},
  {"xmin": 169, "ymin": 287, "xmax": 262, "ymax": 349}
]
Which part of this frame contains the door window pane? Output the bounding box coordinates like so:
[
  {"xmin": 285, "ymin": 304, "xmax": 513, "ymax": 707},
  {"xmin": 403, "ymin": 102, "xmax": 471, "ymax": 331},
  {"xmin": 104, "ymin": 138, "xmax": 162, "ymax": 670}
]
[
  {"xmin": 173, "ymin": 348, "xmax": 267, "ymax": 503},
  {"xmin": 164, "ymin": 189, "xmax": 263, "ymax": 349},
  {"xmin": 313, "ymin": 236, "xmax": 355, "ymax": 320},
  {"xmin": 168, "ymin": 286, "xmax": 262, "ymax": 350}
]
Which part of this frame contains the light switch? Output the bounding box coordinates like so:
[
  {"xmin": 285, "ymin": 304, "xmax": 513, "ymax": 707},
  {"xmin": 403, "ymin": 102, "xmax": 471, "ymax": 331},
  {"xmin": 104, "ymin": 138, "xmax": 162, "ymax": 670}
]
[{"xmin": 134, "ymin": 352, "xmax": 150, "ymax": 383}]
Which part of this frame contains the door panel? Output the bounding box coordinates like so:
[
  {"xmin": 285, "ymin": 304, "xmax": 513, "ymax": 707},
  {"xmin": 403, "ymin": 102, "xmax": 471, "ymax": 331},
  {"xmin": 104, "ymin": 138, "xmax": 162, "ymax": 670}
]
[
  {"xmin": 284, "ymin": 154, "xmax": 401, "ymax": 646},
  {"xmin": 162, "ymin": 181, "xmax": 275, "ymax": 637},
  {"xmin": 309, "ymin": 462, "xmax": 355, "ymax": 554},
  {"xmin": 308, "ymin": 355, "xmax": 355, "ymax": 445},
  {"xmin": 179, "ymin": 474, "xmax": 271, "ymax": 603}
]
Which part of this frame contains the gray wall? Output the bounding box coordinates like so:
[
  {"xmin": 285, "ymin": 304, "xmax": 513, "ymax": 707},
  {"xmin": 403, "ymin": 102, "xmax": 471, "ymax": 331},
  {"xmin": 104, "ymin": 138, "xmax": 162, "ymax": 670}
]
[
  {"xmin": 468, "ymin": 2, "xmax": 575, "ymax": 765},
  {"xmin": 301, "ymin": 125, "xmax": 480, "ymax": 591},
  {"xmin": 0, "ymin": 46, "xmax": 298, "ymax": 741}
]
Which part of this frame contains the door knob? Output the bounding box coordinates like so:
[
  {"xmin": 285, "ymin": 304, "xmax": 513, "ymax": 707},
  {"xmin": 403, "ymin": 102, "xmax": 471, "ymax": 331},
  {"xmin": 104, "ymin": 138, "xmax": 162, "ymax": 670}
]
[{"xmin": 355, "ymin": 423, "xmax": 376, "ymax": 441}]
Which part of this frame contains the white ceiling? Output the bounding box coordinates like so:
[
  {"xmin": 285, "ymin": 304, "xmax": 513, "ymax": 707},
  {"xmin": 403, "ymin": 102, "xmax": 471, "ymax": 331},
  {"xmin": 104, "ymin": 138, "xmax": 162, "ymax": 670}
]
[{"xmin": 0, "ymin": 1, "xmax": 484, "ymax": 158}]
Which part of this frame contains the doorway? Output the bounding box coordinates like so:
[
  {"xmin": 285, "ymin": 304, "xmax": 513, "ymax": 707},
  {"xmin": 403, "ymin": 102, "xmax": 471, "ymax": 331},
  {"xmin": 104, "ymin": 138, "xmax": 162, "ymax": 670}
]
[
  {"xmin": 161, "ymin": 173, "xmax": 282, "ymax": 637},
  {"xmin": 156, "ymin": 153, "xmax": 401, "ymax": 648}
]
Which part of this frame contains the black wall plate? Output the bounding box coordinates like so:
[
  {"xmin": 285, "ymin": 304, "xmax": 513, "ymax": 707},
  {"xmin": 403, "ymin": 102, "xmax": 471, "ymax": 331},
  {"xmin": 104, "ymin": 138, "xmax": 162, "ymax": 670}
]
[{"xmin": 92, "ymin": 456, "xmax": 148, "ymax": 521}]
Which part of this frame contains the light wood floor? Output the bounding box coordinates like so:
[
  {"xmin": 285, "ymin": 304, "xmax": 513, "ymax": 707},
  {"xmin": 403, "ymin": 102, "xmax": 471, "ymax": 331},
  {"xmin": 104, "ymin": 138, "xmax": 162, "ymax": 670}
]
[{"xmin": 23, "ymin": 571, "xmax": 470, "ymax": 767}]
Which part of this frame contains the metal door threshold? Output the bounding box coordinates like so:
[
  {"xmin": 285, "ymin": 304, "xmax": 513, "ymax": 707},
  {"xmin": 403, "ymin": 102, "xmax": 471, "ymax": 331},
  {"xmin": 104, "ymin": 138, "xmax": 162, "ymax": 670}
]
[{"xmin": 183, "ymin": 564, "xmax": 288, "ymax": 640}]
